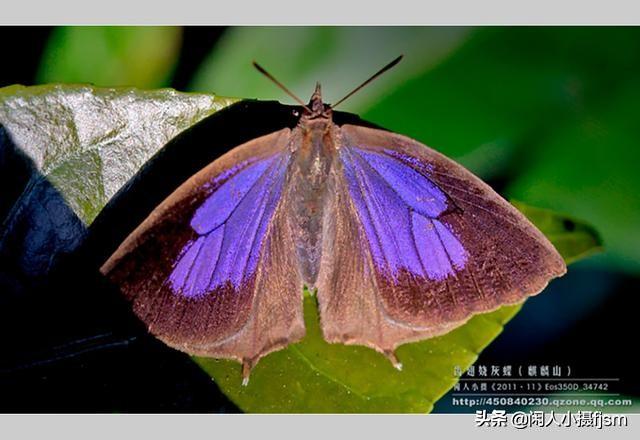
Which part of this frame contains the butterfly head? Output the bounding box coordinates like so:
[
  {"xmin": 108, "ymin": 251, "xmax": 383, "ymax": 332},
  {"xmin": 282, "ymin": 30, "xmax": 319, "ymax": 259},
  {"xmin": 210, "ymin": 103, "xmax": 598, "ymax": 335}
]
[{"xmin": 301, "ymin": 82, "xmax": 332, "ymax": 122}]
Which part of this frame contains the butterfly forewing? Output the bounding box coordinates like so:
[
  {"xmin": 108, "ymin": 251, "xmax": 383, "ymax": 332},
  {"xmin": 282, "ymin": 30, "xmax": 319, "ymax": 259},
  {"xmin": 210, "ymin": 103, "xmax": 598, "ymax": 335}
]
[
  {"xmin": 101, "ymin": 128, "xmax": 305, "ymax": 368},
  {"xmin": 315, "ymin": 124, "xmax": 566, "ymax": 355}
]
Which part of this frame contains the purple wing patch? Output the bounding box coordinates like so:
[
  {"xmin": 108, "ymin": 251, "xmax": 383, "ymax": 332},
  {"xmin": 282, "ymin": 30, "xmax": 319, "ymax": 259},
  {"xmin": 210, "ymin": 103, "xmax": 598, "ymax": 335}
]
[
  {"xmin": 168, "ymin": 154, "xmax": 288, "ymax": 297},
  {"xmin": 190, "ymin": 158, "xmax": 272, "ymax": 234},
  {"xmin": 340, "ymin": 147, "xmax": 468, "ymax": 281}
]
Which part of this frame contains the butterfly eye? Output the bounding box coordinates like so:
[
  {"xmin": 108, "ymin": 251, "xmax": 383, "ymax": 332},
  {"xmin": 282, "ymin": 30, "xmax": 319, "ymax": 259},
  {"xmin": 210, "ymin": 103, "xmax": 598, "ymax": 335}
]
[{"xmin": 292, "ymin": 109, "xmax": 299, "ymax": 117}]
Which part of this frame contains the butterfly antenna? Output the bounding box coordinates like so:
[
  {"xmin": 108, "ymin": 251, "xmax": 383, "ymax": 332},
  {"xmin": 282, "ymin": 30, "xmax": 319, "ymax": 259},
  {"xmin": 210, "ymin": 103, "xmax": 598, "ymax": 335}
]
[
  {"xmin": 253, "ymin": 61, "xmax": 312, "ymax": 112},
  {"xmin": 331, "ymin": 55, "xmax": 403, "ymax": 109}
]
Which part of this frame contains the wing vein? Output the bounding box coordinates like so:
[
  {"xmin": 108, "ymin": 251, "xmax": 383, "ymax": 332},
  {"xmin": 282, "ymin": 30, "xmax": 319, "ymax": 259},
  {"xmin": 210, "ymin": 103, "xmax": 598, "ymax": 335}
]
[
  {"xmin": 351, "ymin": 148, "xmax": 442, "ymax": 220},
  {"xmin": 196, "ymin": 156, "xmax": 276, "ymax": 236},
  {"xmin": 233, "ymin": 154, "xmax": 287, "ymax": 288},
  {"xmin": 342, "ymin": 148, "xmax": 393, "ymax": 272}
]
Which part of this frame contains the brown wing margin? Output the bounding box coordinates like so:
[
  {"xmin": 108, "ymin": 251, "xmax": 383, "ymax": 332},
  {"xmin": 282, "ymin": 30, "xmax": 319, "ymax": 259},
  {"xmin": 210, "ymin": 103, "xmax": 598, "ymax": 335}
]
[{"xmin": 315, "ymin": 124, "xmax": 566, "ymax": 365}]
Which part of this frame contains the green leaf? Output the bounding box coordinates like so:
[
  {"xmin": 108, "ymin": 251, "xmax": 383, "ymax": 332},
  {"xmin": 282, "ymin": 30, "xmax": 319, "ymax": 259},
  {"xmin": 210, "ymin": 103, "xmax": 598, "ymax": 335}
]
[
  {"xmin": 195, "ymin": 201, "xmax": 601, "ymax": 413},
  {"xmin": 0, "ymin": 84, "xmax": 234, "ymax": 281},
  {"xmin": 37, "ymin": 27, "xmax": 182, "ymax": 88},
  {"xmin": 0, "ymin": 84, "xmax": 233, "ymax": 224}
]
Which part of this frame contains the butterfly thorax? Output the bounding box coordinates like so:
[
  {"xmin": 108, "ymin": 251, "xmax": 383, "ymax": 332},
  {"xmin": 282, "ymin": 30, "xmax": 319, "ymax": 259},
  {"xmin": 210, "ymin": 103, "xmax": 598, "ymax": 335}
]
[{"xmin": 287, "ymin": 86, "xmax": 338, "ymax": 286}]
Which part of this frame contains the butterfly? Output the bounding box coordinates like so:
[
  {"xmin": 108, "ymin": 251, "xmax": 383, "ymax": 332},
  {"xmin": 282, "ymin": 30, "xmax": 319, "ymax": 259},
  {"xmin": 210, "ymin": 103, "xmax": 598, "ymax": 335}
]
[{"xmin": 101, "ymin": 56, "xmax": 566, "ymax": 385}]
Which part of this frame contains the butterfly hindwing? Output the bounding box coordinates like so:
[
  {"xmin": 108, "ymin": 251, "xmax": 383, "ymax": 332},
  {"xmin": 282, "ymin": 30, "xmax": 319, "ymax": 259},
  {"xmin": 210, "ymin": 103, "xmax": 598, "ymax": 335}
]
[
  {"xmin": 315, "ymin": 124, "xmax": 566, "ymax": 356},
  {"xmin": 101, "ymin": 128, "xmax": 305, "ymax": 368}
]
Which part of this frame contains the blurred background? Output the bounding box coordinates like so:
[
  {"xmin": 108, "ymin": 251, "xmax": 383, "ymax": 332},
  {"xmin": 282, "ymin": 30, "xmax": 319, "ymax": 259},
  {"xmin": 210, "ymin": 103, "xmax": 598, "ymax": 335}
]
[{"xmin": 0, "ymin": 26, "xmax": 638, "ymax": 412}]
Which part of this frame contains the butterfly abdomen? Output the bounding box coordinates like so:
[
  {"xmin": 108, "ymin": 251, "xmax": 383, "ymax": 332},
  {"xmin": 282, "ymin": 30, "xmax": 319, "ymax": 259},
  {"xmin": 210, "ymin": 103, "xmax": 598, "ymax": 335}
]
[{"xmin": 286, "ymin": 122, "xmax": 338, "ymax": 287}]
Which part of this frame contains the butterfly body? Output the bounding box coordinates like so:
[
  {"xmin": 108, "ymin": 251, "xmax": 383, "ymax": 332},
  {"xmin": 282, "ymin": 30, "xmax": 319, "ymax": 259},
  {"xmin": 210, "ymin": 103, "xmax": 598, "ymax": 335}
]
[
  {"xmin": 102, "ymin": 85, "xmax": 566, "ymax": 384},
  {"xmin": 286, "ymin": 87, "xmax": 336, "ymax": 286}
]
